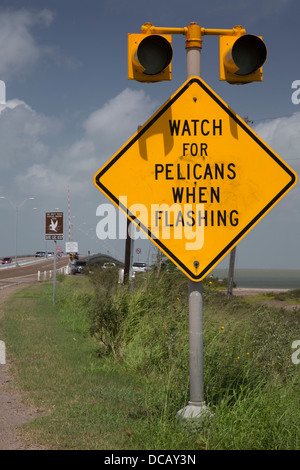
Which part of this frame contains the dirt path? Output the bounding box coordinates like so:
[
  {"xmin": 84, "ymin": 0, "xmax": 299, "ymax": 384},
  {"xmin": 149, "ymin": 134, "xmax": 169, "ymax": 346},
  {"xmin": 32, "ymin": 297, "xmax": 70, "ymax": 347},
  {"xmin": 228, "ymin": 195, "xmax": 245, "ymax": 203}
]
[{"xmin": 0, "ymin": 282, "xmax": 45, "ymax": 450}]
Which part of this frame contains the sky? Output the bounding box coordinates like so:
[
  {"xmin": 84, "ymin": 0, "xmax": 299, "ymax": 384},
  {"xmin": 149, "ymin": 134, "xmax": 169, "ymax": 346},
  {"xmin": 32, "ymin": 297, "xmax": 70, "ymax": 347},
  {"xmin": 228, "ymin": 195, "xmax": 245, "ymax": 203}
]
[{"xmin": 0, "ymin": 0, "xmax": 299, "ymax": 271}]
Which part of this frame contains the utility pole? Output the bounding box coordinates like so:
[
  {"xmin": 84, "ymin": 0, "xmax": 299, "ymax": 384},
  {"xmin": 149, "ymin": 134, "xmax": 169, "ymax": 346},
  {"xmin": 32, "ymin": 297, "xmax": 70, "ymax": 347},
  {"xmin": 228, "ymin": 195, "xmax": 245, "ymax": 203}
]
[
  {"xmin": 124, "ymin": 216, "xmax": 131, "ymax": 283},
  {"xmin": 156, "ymin": 248, "xmax": 163, "ymax": 278},
  {"xmin": 227, "ymin": 246, "xmax": 236, "ymax": 300},
  {"xmin": 227, "ymin": 116, "xmax": 253, "ymax": 300},
  {"xmin": 124, "ymin": 214, "xmax": 136, "ymax": 283}
]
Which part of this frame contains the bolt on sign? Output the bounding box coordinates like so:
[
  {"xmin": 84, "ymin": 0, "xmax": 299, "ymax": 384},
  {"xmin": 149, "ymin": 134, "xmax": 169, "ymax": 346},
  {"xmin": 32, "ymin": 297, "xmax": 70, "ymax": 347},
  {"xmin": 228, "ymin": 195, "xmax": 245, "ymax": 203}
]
[
  {"xmin": 45, "ymin": 212, "xmax": 64, "ymax": 241},
  {"xmin": 94, "ymin": 77, "xmax": 297, "ymax": 281}
]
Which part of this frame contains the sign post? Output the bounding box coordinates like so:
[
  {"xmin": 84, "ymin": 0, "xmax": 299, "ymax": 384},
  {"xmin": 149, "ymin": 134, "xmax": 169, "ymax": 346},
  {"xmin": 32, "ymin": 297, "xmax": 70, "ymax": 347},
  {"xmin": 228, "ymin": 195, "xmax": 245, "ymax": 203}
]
[
  {"xmin": 53, "ymin": 240, "xmax": 57, "ymax": 304},
  {"xmin": 178, "ymin": 32, "xmax": 210, "ymax": 422},
  {"xmin": 45, "ymin": 212, "xmax": 64, "ymax": 304}
]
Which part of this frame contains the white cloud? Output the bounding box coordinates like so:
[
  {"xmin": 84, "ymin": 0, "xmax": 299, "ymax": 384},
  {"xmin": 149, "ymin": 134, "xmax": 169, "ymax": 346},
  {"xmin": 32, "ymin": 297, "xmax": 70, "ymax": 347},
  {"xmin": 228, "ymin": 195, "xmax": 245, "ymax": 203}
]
[
  {"xmin": 0, "ymin": 9, "xmax": 54, "ymax": 80},
  {"xmin": 253, "ymin": 113, "xmax": 300, "ymax": 210},
  {"xmin": 12, "ymin": 88, "xmax": 158, "ymax": 199},
  {"xmin": 84, "ymin": 88, "xmax": 158, "ymax": 143},
  {"xmin": 15, "ymin": 163, "xmax": 72, "ymax": 198},
  {"xmin": 0, "ymin": 99, "xmax": 60, "ymax": 170},
  {"xmin": 254, "ymin": 112, "xmax": 300, "ymax": 163},
  {"xmin": 35, "ymin": 8, "xmax": 54, "ymax": 27}
]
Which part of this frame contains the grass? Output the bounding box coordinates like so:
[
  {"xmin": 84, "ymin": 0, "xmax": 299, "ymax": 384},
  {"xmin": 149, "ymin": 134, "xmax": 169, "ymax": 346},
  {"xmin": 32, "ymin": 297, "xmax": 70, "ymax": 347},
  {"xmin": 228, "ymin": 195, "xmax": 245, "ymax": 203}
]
[
  {"xmin": 1, "ymin": 278, "xmax": 195, "ymax": 450},
  {"xmin": 263, "ymin": 288, "xmax": 300, "ymax": 303},
  {"xmin": 244, "ymin": 288, "xmax": 300, "ymax": 308},
  {"xmin": 1, "ymin": 270, "xmax": 300, "ymax": 450}
]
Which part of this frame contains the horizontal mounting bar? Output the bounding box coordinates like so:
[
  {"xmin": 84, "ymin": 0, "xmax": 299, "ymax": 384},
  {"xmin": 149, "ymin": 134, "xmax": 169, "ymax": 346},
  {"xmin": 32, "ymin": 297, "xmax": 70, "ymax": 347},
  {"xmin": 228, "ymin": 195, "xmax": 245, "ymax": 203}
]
[{"xmin": 140, "ymin": 23, "xmax": 246, "ymax": 37}]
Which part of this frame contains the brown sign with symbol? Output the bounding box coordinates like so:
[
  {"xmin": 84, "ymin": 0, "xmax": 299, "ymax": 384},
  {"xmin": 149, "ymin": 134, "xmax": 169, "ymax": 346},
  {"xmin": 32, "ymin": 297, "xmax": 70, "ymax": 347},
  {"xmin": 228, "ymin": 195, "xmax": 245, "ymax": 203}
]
[{"xmin": 45, "ymin": 212, "xmax": 64, "ymax": 240}]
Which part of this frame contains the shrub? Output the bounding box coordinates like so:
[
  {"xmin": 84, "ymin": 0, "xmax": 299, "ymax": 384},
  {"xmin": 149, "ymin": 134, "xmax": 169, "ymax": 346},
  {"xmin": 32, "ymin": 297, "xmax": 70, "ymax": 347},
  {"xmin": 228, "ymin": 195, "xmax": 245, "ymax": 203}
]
[
  {"xmin": 86, "ymin": 266, "xmax": 300, "ymax": 441},
  {"xmin": 87, "ymin": 265, "xmax": 129, "ymax": 356}
]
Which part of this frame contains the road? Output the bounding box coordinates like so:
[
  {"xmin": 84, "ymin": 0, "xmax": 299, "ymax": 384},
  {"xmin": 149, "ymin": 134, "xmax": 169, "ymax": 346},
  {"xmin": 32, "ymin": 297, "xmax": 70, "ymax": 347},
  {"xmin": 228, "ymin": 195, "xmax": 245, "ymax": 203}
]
[{"xmin": 0, "ymin": 257, "xmax": 69, "ymax": 290}]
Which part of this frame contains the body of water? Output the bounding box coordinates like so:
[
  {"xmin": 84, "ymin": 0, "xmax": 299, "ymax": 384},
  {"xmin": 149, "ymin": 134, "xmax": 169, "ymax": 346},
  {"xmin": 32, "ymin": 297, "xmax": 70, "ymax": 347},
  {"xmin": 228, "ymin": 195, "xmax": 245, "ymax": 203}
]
[{"xmin": 211, "ymin": 269, "xmax": 300, "ymax": 289}]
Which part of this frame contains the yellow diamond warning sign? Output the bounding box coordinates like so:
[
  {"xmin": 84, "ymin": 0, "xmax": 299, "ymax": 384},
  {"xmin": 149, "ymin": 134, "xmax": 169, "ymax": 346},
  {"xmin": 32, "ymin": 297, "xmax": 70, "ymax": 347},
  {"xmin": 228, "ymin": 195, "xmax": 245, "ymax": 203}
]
[{"xmin": 94, "ymin": 77, "xmax": 297, "ymax": 281}]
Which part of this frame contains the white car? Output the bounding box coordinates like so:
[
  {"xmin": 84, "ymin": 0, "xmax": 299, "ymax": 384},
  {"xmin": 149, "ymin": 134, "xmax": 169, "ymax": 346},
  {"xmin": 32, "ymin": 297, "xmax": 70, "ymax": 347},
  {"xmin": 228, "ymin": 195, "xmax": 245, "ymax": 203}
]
[
  {"xmin": 132, "ymin": 262, "xmax": 147, "ymax": 273},
  {"xmin": 103, "ymin": 262, "xmax": 116, "ymax": 269}
]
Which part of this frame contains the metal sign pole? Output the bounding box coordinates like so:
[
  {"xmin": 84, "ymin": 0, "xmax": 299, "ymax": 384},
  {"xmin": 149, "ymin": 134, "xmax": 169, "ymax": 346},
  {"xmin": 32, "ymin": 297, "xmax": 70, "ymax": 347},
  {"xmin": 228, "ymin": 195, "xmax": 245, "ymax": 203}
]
[
  {"xmin": 53, "ymin": 240, "xmax": 57, "ymax": 304},
  {"xmin": 44, "ymin": 212, "xmax": 63, "ymax": 304},
  {"xmin": 177, "ymin": 24, "xmax": 211, "ymax": 423}
]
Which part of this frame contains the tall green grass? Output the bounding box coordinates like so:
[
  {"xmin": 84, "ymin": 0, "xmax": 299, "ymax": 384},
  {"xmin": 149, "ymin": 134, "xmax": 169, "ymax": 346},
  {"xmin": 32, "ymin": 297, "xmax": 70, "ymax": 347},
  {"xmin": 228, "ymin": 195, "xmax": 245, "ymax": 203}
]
[
  {"xmin": 87, "ymin": 265, "xmax": 300, "ymax": 449},
  {"xmin": 1, "ymin": 268, "xmax": 300, "ymax": 449}
]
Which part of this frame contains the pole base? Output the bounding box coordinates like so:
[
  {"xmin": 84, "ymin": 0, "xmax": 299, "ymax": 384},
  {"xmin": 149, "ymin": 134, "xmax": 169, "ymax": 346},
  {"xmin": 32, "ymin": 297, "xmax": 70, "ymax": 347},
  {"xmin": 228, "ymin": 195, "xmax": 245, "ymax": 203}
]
[{"xmin": 176, "ymin": 401, "xmax": 213, "ymax": 429}]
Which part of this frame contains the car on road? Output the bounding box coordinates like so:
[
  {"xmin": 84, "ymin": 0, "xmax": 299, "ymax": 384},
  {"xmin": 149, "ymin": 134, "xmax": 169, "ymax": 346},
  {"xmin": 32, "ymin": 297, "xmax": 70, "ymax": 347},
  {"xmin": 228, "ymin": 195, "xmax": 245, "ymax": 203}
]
[
  {"xmin": 35, "ymin": 251, "xmax": 46, "ymax": 257},
  {"xmin": 71, "ymin": 260, "xmax": 87, "ymax": 274},
  {"xmin": 132, "ymin": 262, "xmax": 147, "ymax": 273},
  {"xmin": 102, "ymin": 262, "xmax": 116, "ymax": 269},
  {"xmin": 2, "ymin": 257, "xmax": 12, "ymax": 264}
]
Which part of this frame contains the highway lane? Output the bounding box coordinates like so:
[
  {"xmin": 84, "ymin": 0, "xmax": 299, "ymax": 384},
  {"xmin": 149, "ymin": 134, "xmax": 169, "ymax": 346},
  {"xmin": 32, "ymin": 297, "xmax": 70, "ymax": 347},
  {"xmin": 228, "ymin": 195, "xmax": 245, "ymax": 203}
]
[{"xmin": 0, "ymin": 257, "xmax": 70, "ymax": 289}]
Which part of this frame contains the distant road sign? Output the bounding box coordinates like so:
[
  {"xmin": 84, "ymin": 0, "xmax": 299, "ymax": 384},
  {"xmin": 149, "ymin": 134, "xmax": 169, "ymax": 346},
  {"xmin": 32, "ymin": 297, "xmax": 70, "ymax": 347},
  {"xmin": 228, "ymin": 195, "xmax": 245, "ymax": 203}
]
[
  {"xmin": 56, "ymin": 246, "xmax": 63, "ymax": 252},
  {"xmin": 45, "ymin": 212, "xmax": 64, "ymax": 241},
  {"xmin": 65, "ymin": 241, "xmax": 78, "ymax": 253}
]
